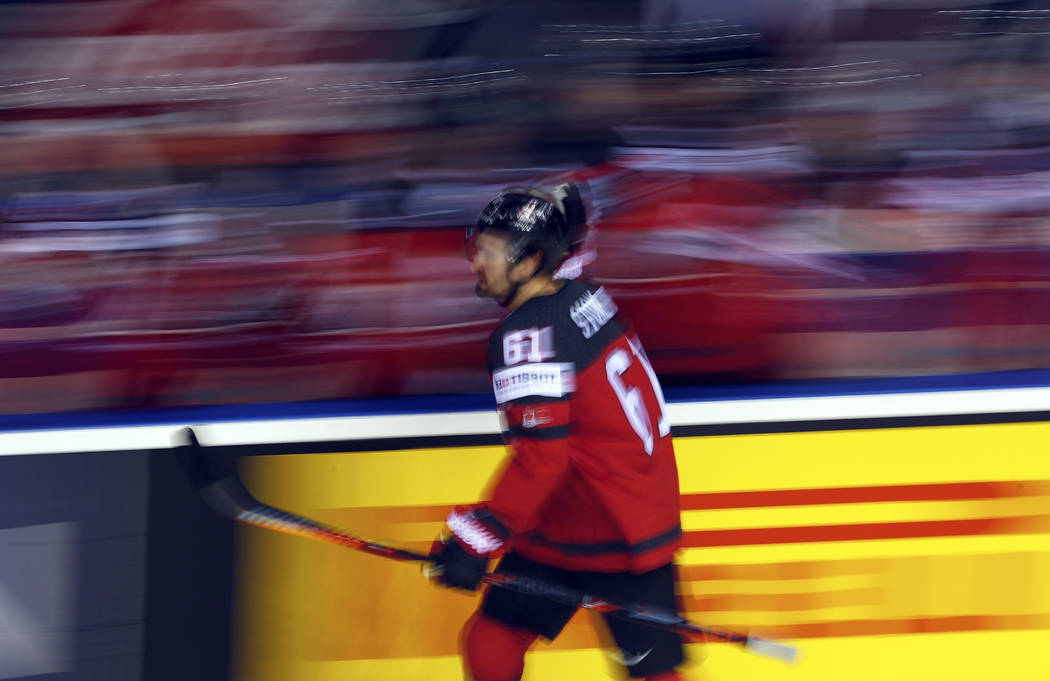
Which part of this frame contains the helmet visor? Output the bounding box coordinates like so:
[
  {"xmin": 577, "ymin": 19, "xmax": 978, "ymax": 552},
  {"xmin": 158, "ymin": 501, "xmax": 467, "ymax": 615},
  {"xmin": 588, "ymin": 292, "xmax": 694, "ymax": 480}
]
[{"xmin": 464, "ymin": 225, "xmax": 479, "ymax": 264}]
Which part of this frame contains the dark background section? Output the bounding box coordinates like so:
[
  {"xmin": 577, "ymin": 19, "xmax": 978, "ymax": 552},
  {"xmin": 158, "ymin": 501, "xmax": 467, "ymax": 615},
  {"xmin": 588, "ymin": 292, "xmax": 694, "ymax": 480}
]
[
  {"xmin": 0, "ymin": 451, "xmax": 148, "ymax": 681},
  {"xmin": 0, "ymin": 448, "xmax": 234, "ymax": 681},
  {"xmin": 142, "ymin": 448, "xmax": 235, "ymax": 681}
]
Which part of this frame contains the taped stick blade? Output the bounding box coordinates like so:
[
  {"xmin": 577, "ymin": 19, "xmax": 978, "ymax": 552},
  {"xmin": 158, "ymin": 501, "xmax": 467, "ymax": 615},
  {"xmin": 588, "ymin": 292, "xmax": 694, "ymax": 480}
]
[
  {"xmin": 173, "ymin": 426, "xmax": 260, "ymax": 520},
  {"xmin": 173, "ymin": 427, "xmax": 217, "ymax": 490},
  {"xmin": 745, "ymin": 636, "xmax": 800, "ymax": 664}
]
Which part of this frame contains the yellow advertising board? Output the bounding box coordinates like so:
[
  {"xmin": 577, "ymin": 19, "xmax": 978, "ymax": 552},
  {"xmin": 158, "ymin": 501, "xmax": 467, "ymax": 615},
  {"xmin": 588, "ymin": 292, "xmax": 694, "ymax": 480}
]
[{"xmin": 233, "ymin": 419, "xmax": 1050, "ymax": 681}]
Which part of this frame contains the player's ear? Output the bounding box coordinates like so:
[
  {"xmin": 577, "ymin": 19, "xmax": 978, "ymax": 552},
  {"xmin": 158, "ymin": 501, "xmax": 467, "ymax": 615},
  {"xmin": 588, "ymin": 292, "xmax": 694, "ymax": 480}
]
[{"xmin": 511, "ymin": 250, "xmax": 543, "ymax": 282}]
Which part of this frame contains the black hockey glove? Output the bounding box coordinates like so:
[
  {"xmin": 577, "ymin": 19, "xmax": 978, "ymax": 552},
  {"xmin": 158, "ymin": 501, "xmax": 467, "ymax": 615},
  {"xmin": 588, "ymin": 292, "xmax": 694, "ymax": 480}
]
[
  {"xmin": 429, "ymin": 536, "xmax": 489, "ymax": 591},
  {"xmin": 426, "ymin": 506, "xmax": 509, "ymax": 592}
]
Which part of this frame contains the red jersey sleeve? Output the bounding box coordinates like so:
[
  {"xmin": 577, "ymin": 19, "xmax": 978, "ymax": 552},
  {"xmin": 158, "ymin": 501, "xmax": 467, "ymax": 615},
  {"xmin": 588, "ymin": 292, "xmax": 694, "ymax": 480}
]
[{"xmin": 486, "ymin": 396, "xmax": 574, "ymax": 535}]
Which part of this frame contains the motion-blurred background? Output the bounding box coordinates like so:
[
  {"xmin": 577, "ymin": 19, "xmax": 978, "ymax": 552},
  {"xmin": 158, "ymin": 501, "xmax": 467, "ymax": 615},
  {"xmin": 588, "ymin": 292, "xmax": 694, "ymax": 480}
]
[
  {"xmin": 3, "ymin": 2, "xmax": 1050, "ymax": 681},
  {"xmin": 4, "ymin": 0, "xmax": 1050, "ymax": 414}
]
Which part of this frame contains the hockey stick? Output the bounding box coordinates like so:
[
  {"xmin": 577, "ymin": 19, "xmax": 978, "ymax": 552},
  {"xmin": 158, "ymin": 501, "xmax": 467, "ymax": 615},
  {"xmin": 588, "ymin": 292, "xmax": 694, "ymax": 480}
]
[{"xmin": 174, "ymin": 427, "xmax": 798, "ymax": 664}]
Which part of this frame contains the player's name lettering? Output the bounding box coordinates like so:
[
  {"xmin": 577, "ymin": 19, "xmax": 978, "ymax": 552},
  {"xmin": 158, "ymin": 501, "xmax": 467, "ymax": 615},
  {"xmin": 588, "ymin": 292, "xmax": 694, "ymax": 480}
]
[
  {"xmin": 570, "ymin": 286, "xmax": 618, "ymax": 339},
  {"xmin": 492, "ymin": 362, "xmax": 575, "ymax": 404}
]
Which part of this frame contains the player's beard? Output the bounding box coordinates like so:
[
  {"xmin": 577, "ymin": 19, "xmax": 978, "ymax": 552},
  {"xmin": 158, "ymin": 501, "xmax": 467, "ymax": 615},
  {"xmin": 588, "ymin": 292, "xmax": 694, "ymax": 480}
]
[
  {"xmin": 474, "ymin": 272, "xmax": 501, "ymax": 300},
  {"xmin": 476, "ymin": 273, "xmax": 518, "ymax": 308}
]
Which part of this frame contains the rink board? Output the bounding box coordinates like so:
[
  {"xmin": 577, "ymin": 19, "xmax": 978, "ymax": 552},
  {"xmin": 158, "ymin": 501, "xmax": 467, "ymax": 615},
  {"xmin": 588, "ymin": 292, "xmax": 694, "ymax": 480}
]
[{"xmin": 231, "ymin": 399, "xmax": 1050, "ymax": 681}]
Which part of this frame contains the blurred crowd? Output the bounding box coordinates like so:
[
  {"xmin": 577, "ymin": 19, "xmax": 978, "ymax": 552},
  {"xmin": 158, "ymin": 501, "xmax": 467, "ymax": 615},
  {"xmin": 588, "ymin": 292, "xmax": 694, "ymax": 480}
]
[{"xmin": 2, "ymin": 0, "xmax": 1050, "ymax": 413}]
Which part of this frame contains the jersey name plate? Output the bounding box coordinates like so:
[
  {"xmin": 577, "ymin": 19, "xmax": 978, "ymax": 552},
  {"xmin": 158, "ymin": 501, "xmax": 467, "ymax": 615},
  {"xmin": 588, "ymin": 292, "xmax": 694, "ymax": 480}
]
[
  {"xmin": 492, "ymin": 362, "xmax": 576, "ymax": 404},
  {"xmin": 570, "ymin": 286, "xmax": 617, "ymax": 339}
]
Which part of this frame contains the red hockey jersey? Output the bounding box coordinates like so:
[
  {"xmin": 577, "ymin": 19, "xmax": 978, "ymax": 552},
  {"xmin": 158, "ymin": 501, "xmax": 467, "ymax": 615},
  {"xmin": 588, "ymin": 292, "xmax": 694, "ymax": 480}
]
[{"xmin": 483, "ymin": 279, "xmax": 681, "ymax": 573}]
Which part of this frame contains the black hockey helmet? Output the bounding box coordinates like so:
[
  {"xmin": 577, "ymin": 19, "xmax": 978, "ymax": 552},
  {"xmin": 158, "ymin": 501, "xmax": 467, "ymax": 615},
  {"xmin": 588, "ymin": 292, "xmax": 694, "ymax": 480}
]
[{"xmin": 467, "ymin": 182, "xmax": 585, "ymax": 275}]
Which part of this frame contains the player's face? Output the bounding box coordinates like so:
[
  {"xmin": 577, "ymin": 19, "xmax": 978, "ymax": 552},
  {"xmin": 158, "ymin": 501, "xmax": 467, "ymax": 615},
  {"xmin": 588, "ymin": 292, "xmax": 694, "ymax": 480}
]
[{"xmin": 469, "ymin": 231, "xmax": 515, "ymax": 301}]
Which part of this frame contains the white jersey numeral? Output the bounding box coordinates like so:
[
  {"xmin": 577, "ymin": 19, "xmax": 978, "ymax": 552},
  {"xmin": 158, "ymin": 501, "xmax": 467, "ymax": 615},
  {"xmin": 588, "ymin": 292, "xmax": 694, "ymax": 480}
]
[
  {"xmin": 503, "ymin": 327, "xmax": 555, "ymax": 366},
  {"xmin": 627, "ymin": 335, "xmax": 671, "ymax": 439},
  {"xmin": 605, "ymin": 337, "xmax": 670, "ymax": 456}
]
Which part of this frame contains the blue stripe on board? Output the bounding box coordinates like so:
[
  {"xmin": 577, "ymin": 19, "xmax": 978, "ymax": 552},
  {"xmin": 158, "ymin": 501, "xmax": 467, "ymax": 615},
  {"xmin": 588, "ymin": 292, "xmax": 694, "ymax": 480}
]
[
  {"xmin": 0, "ymin": 369, "xmax": 1048, "ymax": 433},
  {"xmin": 662, "ymin": 368, "xmax": 1050, "ymax": 402},
  {"xmin": 0, "ymin": 393, "xmax": 498, "ymax": 433}
]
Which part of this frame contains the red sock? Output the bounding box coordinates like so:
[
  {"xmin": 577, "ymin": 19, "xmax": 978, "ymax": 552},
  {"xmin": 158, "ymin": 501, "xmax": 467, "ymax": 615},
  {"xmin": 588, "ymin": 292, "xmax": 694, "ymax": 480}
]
[{"xmin": 462, "ymin": 615, "xmax": 538, "ymax": 681}]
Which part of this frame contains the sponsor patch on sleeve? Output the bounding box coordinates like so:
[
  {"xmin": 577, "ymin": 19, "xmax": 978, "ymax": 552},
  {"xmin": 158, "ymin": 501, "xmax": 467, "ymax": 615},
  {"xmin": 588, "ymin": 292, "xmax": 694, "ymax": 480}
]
[{"xmin": 492, "ymin": 362, "xmax": 575, "ymax": 404}]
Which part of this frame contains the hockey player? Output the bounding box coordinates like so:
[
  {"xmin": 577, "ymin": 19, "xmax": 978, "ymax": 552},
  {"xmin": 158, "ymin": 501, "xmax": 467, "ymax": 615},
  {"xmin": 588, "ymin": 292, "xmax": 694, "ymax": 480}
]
[{"xmin": 429, "ymin": 183, "xmax": 687, "ymax": 681}]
